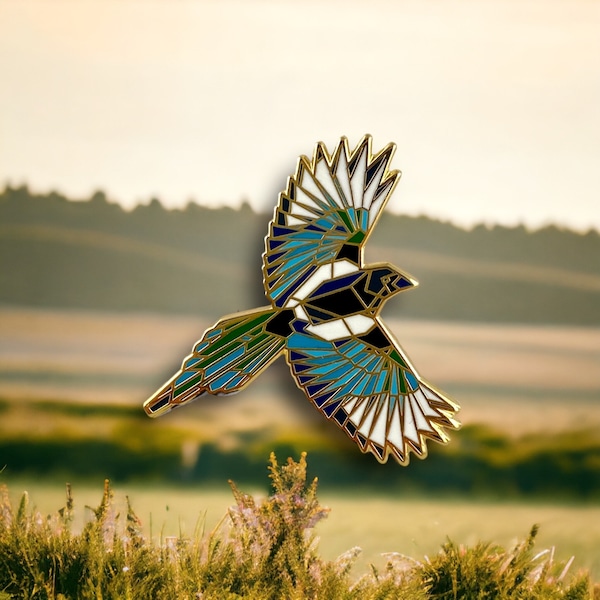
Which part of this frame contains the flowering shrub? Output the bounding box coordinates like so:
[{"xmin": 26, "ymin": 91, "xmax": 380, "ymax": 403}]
[{"xmin": 0, "ymin": 454, "xmax": 596, "ymax": 599}]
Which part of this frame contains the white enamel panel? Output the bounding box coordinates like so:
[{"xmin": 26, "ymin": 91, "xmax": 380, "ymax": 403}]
[
  {"xmin": 411, "ymin": 397, "xmax": 434, "ymax": 433},
  {"xmin": 387, "ymin": 402, "xmax": 404, "ymax": 449},
  {"xmin": 369, "ymin": 403, "xmax": 388, "ymax": 446},
  {"xmin": 361, "ymin": 159, "xmax": 385, "ymax": 210},
  {"xmin": 293, "ymin": 305, "xmax": 309, "ymax": 321},
  {"xmin": 348, "ymin": 397, "xmax": 369, "ymax": 426},
  {"xmin": 291, "ymin": 202, "xmax": 317, "ymax": 219},
  {"xmin": 306, "ymin": 319, "xmax": 351, "ymax": 341},
  {"xmin": 334, "ymin": 149, "xmax": 353, "ymax": 208},
  {"xmin": 299, "ymin": 169, "xmax": 326, "ymax": 205},
  {"xmin": 350, "ymin": 148, "xmax": 367, "ymax": 208},
  {"xmin": 414, "ymin": 388, "xmax": 440, "ymax": 417},
  {"xmin": 402, "ymin": 399, "xmax": 419, "ymax": 444},
  {"xmin": 342, "ymin": 396, "xmax": 358, "ymax": 413},
  {"xmin": 286, "ymin": 215, "xmax": 305, "ymax": 226},
  {"xmin": 295, "ymin": 185, "xmax": 323, "ymax": 213},
  {"xmin": 367, "ymin": 180, "xmax": 393, "ymax": 226},
  {"xmin": 315, "ymin": 157, "xmax": 341, "ymax": 208},
  {"xmin": 332, "ymin": 259, "xmax": 358, "ymax": 277},
  {"xmin": 358, "ymin": 402, "xmax": 377, "ymax": 438},
  {"xmin": 344, "ymin": 314, "xmax": 375, "ymax": 335}
]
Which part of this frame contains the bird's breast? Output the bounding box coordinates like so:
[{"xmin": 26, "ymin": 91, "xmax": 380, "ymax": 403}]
[{"xmin": 303, "ymin": 314, "xmax": 377, "ymax": 342}]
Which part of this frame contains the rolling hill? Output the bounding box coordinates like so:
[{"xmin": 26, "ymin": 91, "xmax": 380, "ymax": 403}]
[{"xmin": 1, "ymin": 185, "xmax": 598, "ymax": 324}]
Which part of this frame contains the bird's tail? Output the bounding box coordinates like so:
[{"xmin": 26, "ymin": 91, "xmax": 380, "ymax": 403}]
[
  {"xmin": 144, "ymin": 307, "xmax": 287, "ymax": 417},
  {"xmin": 396, "ymin": 379, "xmax": 460, "ymax": 462}
]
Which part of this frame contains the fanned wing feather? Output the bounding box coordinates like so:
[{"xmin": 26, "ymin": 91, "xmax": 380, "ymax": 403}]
[
  {"xmin": 144, "ymin": 309, "xmax": 285, "ymax": 417},
  {"xmin": 263, "ymin": 135, "xmax": 400, "ymax": 307},
  {"xmin": 285, "ymin": 320, "xmax": 459, "ymax": 464}
]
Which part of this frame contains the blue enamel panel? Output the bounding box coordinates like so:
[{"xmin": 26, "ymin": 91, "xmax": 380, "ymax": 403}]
[{"xmin": 405, "ymin": 371, "xmax": 419, "ymax": 392}]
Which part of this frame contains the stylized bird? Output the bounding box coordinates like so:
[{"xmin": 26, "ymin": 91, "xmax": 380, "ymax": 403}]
[{"xmin": 144, "ymin": 135, "xmax": 459, "ymax": 464}]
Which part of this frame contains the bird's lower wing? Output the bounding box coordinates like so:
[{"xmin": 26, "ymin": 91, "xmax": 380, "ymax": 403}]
[
  {"xmin": 285, "ymin": 320, "xmax": 459, "ymax": 464},
  {"xmin": 144, "ymin": 308, "xmax": 285, "ymax": 417}
]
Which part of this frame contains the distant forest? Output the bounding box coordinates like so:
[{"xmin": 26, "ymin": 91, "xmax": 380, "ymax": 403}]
[{"xmin": 1, "ymin": 185, "xmax": 599, "ymax": 324}]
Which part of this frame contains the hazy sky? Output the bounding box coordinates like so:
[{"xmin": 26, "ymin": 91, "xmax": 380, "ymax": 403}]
[{"xmin": 1, "ymin": 0, "xmax": 599, "ymax": 230}]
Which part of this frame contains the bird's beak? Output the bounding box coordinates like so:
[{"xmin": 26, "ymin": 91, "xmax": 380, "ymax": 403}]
[{"xmin": 392, "ymin": 273, "xmax": 418, "ymax": 293}]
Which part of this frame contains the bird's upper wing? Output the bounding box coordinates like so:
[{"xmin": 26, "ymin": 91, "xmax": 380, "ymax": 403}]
[
  {"xmin": 285, "ymin": 319, "xmax": 460, "ymax": 464},
  {"xmin": 263, "ymin": 135, "xmax": 400, "ymax": 308}
]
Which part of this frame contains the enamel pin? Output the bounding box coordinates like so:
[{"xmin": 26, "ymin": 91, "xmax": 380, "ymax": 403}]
[{"xmin": 144, "ymin": 136, "xmax": 460, "ymax": 464}]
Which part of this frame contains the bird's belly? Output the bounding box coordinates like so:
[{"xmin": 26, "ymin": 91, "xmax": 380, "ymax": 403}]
[{"xmin": 304, "ymin": 314, "xmax": 376, "ymax": 341}]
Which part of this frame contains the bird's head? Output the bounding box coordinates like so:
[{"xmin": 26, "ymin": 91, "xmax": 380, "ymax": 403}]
[{"xmin": 365, "ymin": 265, "xmax": 418, "ymax": 302}]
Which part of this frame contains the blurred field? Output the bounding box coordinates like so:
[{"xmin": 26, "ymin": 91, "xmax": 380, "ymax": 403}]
[
  {"xmin": 1, "ymin": 307, "xmax": 599, "ymax": 582},
  {"xmin": 1, "ymin": 306, "xmax": 598, "ymax": 436},
  {"xmin": 3, "ymin": 479, "xmax": 600, "ymax": 581}
]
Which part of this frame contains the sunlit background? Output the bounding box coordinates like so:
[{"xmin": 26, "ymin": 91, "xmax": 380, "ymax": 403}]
[
  {"xmin": 1, "ymin": 0, "xmax": 600, "ymax": 584},
  {"xmin": 1, "ymin": 0, "xmax": 599, "ymax": 229}
]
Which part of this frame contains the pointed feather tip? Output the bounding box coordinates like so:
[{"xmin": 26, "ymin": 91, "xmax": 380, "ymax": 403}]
[
  {"xmin": 144, "ymin": 379, "xmax": 208, "ymax": 417},
  {"xmin": 357, "ymin": 408, "xmax": 460, "ymax": 466},
  {"xmin": 312, "ymin": 141, "xmax": 332, "ymax": 166},
  {"xmin": 295, "ymin": 135, "xmax": 399, "ymax": 187},
  {"xmin": 143, "ymin": 390, "xmax": 173, "ymax": 417},
  {"xmin": 346, "ymin": 134, "xmax": 397, "ymax": 165}
]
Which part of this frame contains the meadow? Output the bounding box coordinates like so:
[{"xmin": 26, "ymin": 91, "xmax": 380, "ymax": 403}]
[
  {"xmin": 0, "ymin": 306, "xmax": 599, "ymax": 590},
  {"xmin": 1, "ymin": 456, "xmax": 598, "ymax": 598},
  {"xmin": 3, "ymin": 477, "xmax": 600, "ymax": 581},
  {"xmin": 2, "ymin": 306, "xmax": 598, "ymax": 433}
]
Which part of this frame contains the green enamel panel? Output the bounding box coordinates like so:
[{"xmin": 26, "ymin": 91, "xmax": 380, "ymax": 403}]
[
  {"xmin": 348, "ymin": 231, "xmax": 365, "ymax": 243},
  {"xmin": 390, "ymin": 349, "xmax": 408, "ymax": 369},
  {"xmin": 398, "ymin": 370, "xmax": 407, "ymax": 394},
  {"xmin": 174, "ymin": 371, "xmax": 204, "ymax": 395},
  {"xmin": 199, "ymin": 339, "xmax": 241, "ymax": 366},
  {"xmin": 336, "ymin": 209, "xmax": 354, "ymax": 231},
  {"xmin": 218, "ymin": 312, "xmax": 271, "ymax": 346},
  {"xmin": 246, "ymin": 331, "xmax": 270, "ymax": 350}
]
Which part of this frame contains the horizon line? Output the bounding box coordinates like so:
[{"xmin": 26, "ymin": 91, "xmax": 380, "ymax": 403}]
[{"xmin": 2, "ymin": 180, "xmax": 598, "ymax": 237}]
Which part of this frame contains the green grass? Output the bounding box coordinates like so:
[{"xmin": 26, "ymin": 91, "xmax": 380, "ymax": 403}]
[
  {"xmin": 5, "ymin": 478, "xmax": 600, "ymax": 583},
  {"xmin": 2, "ymin": 401, "xmax": 600, "ymax": 500},
  {"xmin": 0, "ymin": 454, "xmax": 597, "ymax": 599}
]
